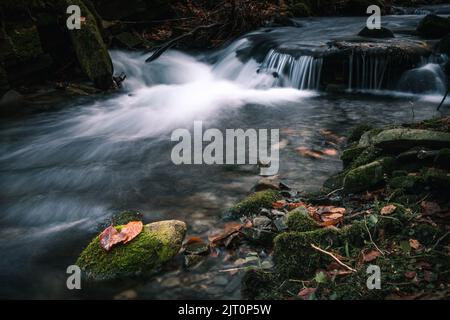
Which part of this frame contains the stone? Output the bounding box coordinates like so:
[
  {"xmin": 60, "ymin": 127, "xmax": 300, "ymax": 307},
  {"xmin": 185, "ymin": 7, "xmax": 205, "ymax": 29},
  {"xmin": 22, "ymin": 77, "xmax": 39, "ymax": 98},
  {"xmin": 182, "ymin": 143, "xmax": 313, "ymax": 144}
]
[
  {"xmin": 64, "ymin": 0, "xmax": 113, "ymax": 90},
  {"xmin": 76, "ymin": 220, "xmax": 186, "ymax": 281},
  {"xmin": 253, "ymin": 178, "xmax": 280, "ymax": 192},
  {"xmin": 358, "ymin": 26, "xmax": 394, "ymax": 38},
  {"xmin": 417, "ymin": 14, "xmax": 450, "ymax": 39},
  {"xmin": 343, "ymin": 158, "xmax": 394, "ymax": 193},
  {"xmin": 372, "ymin": 129, "xmax": 450, "ymax": 152},
  {"xmin": 286, "ymin": 207, "xmax": 319, "ymax": 232},
  {"xmin": 229, "ymin": 190, "xmax": 281, "ymax": 217}
]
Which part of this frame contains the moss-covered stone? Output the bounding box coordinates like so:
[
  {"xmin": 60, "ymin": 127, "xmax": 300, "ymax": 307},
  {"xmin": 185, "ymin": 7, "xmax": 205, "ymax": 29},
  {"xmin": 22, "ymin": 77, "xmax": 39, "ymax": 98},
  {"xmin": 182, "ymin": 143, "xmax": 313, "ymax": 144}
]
[
  {"xmin": 322, "ymin": 172, "xmax": 346, "ymax": 191},
  {"xmin": 358, "ymin": 26, "xmax": 394, "ymax": 38},
  {"xmin": 341, "ymin": 146, "xmax": 366, "ymax": 168},
  {"xmin": 64, "ymin": 0, "xmax": 113, "ymax": 89},
  {"xmin": 348, "ymin": 124, "xmax": 373, "ymax": 143},
  {"xmin": 358, "ymin": 128, "xmax": 383, "ymax": 147},
  {"xmin": 343, "ymin": 157, "xmax": 394, "ymax": 193},
  {"xmin": 229, "ymin": 190, "xmax": 281, "ymax": 217},
  {"xmin": 372, "ymin": 128, "xmax": 450, "ymax": 152},
  {"xmin": 273, "ymin": 228, "xmax": 340, "ymax": 278},
  {"xmin": 417, "ymin": 14, "xmax": 450, "ymax": 39},
  {"xmin": 241, "ymin": 269, "xmax": 281, "ymax": 300},
  {"xmin": 286, "ymin": 206, "xmax": 319, "ymax": 232},
  {"xmin": 76, "ymin": 220, "xmax": 186, "ymax": 281},
  {"xmin": 350, "ymin": 145, "xmax": 383, "ymax": 169},
  {"xmin": 111, "ymin": 210, "xmax": 144, "ymax": 226}
]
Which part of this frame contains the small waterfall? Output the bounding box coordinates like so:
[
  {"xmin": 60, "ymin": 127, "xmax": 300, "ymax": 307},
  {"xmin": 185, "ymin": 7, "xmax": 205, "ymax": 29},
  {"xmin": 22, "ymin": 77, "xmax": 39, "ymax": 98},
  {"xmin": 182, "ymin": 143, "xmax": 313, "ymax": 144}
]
[
  {"xmin": 348, "ymin": 52, "xmax": 390, "ymax": 90},
  {"xmin": 260, "ymin": 50, "xmax": 323, "ymax": 90}
]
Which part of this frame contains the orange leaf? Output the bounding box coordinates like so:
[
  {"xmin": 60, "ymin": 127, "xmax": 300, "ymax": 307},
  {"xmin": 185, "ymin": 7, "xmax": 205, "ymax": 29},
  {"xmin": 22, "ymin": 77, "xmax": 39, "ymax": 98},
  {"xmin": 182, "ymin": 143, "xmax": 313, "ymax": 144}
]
[
  {"xmin": 363, "ymin": 250, "xmax": 381, "ymax": 262},
  {"xmin": 184, "ymin": 236, "xmax": 204, "ymax": 246},
  {"xmin": 321, "ymin": 148, "xmax": 338, "ymax": 156},
  {"xmin": 99, "ymin": 226, "xmax": 126, "ymax": 251},
  {"xmin": 296, "ymin": 147, "xmax": 325, "ymax": 160},
  {"xmin": 409, "ymin": 239, "xmax": 421, "ymax": 250},
  {"xmin": 121, "ymin": 221, "xmax": 143, "ymax": 244},
  {"xmin": 319, "ymin": 213, "xmax": 344, "ymax": 227},
  {"xmin": 272, "ymin": 200, "xmax": 287, "ymax": 209},
  {"xmin": 287, "ymin": 202, "xmax": 306, "ymax": 211},
  {"xmin": 381, "ymin": 204, "xmax": 397, "ymax": 216},
  {"xmin": 317, "ymin": 206, "xmax": 346, "ymax": 215},
  {"xmin": 208, "ymin": 222, "xmax": 242, "ymax": 245}
]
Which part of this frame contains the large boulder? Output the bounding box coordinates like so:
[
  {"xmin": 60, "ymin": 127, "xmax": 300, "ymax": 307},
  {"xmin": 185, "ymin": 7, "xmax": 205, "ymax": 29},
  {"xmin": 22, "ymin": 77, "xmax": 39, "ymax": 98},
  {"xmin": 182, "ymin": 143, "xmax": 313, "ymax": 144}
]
[
  {"xmin": 76, "ymin": 220, "xmax": 186, "ymax": 281},
  {"xmin": 64, "ymin": 0, "xmax": 113, "ymax": 90},
  {"xmin": 372, "ymin": 129, "xmax": 450, "ymax": 152},
  {"xmin": 417, "ymin": 14, "xmax": 450, "ymax": 39}
]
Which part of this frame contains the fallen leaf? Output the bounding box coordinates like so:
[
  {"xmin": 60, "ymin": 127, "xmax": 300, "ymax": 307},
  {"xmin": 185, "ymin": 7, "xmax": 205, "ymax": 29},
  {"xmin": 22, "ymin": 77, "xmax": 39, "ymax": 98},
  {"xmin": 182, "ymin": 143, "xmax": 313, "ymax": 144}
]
[
  {"xmin": 208, "ymin": 222, "xmax": 243, "ymax": 245},
  {"xmin": 272, "ymin": 200, "xmax": 287, "ymax": 209},
  {"xmin": 184, "ymin": 236, "xmax": 205, "ymax": 246},
  {"xmin": 317, "ymin": 206, "xmax": 346, "ymax": 215},
  {"xmin": 409, "ymin": 239, "xmax": 421, "ymax": 250},
  {"xmin": 99, "ymin": 226, "xmax": 126, "ymax": 251},
  {"xmin": 420, "ymin": 201, "xmax": 442, "ymax": 216},
  {"xmin": 121, "ymin": 221, "xmax": 143, "ymax": 244},
  {"xmin": 298, "ymin": 287, "xmax": 317, "ymax": 300},
  {"xmin": 287, "ymin": 202, "xmax": 306, "ymax": 211},
  {"xmin": 296, "ymin": 147, "xmax": 325, "ymax": 160},
  {"xmin": 319, "ymin": 213, "xmax": 344, "ymax": 227},
  {"xmin": 381, "ymin": 204, "xmax": 397, "ymax": 216},
  {"xmin": 363, "ymin": 250, "xmax": 381, "ymax": 262},
  {"xmin": 404, "ymin": 271, "xmax": 417, "ymax": 280},
  {"xmin": 321, "ymin": 148, "xmax": 338, "ymax": 156}
]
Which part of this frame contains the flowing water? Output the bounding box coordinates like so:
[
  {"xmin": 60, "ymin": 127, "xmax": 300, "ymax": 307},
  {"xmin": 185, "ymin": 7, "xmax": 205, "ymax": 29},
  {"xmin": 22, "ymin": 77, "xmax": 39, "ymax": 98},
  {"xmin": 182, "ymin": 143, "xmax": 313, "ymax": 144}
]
[{"xmin": 1, "ymin": 7, "xmax": 449, "ymax": 299}]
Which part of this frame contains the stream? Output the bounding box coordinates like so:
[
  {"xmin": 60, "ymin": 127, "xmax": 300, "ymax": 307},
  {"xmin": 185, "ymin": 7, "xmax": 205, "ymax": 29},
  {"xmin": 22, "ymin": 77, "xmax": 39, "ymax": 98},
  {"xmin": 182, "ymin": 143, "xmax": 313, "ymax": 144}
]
[{"xmin": 0, "ymin": 6, "xmax": 449, "ymax": 299}]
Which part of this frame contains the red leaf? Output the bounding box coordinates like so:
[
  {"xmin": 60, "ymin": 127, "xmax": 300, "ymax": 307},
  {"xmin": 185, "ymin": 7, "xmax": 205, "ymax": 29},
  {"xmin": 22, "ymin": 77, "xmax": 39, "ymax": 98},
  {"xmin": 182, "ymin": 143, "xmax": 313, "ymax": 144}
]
[
  {"xmin": 363, "ymin": 250, "xmax": 381, "ymax": 262},
  {"xmin": 121, "ymin": 221, "xmax": 143, "ymax": 244},
  {"xmin": 298, "ymin": 287, "xmax": 317, "ymax": 300},
  {"xmin": 99, "ymin": 226, "xmax": 126, "ymax": 251}
]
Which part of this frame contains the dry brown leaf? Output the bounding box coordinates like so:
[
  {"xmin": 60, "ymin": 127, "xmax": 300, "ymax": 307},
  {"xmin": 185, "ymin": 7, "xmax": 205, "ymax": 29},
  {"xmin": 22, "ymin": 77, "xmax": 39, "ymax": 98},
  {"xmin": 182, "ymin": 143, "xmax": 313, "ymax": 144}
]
[
  {"xmin": 363, "ymin": 250, "xmax": 381, "ymax": 262},
  {"xmin": 184, "ymin": 236, "xmax": 205, "ymax": 246},
  {"xmin": 319, "ymin": 213, "xmax": 344, "ymax": 227},
  {"xmin": 420, "ymin": 201, "xmax": 442, "ymax": 216},
  {"xmin": 272, "ymin": 200, "xmax": 287, "ymax": 209},
  {"xmin": 409, "ymin": 239, "xmax": 421, "ymax": 250},
  {"xmin": 208, "ymin": 222, "xmax": 242, "ymax": 245},
  {"xmin": 287, "ymin": 202, "xmax": 306, "ymax": 211},
  {"xmin": 381, "ymin": 204, "xmax": 397, "ymax": 216},
  {"xmin": 317, "ymin": 206, "xmax": 346, "ymax": 215}
]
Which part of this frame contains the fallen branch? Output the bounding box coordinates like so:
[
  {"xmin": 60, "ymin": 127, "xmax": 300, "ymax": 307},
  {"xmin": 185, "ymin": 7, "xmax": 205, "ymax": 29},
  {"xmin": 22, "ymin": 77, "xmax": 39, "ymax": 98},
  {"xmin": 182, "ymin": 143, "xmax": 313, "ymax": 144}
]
[
  {"xmin": 145, "ymin": 23, "xmax": 220, "ymax": 63},
  {"xmin": 437, "ymin": 88, "xmax": 449, "ymax": 111},
  {"xmin": 310, "ymin": 243, "xmax": 356, "ymax": 273}
]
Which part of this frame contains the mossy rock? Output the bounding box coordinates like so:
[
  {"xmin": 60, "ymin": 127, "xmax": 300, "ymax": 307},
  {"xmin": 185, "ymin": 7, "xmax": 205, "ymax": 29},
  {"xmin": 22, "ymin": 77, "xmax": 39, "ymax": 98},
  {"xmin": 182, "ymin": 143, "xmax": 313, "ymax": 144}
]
[
  {"xmin": 288, "ymin": 1, "xmax": 311, "ymax": 17},
  {"xmin": 350, "ymin": 145, "xmax": 383, "ymax": 169},
  {"xmin": 322, "ymin": 172, "xmax": 346, "ymax": 191},
  {"xmin": 286, "ymin": 206, "xmax": 319, "ymax": 232},
  {"xmin": 343, "ymin": 157, "xmax": 394, "ymax": 193},
  {"xmin": 358, "ymin": 128, "xmax": 383, "ymax": 147},
  {"xmin": 348, "ymin": 124, "xmax": 373, "ymax": 143},
  {"xmin": 241, "ymin": 269, "xmax": 281, "ymax": 300},
  {"xmin": 64, "ymin": 0, "xmax": 113, "ymax": 89},
  {"xmin": 372, "ymin": 129, "xmax": 450, "ymax": 153},
  {"xmin": 341, "ymin": 146, "xmax": 366, "ymax": 168},
  {"xmin": 229, "ymin": 190, "xmax": 281, "ymax": 217},
  {"xmin": 76, "ymin": 220, "xmax": 186, "ymax": 281},
  {"xmin": 5, "ymin": 23, "xmax": 44, "ymax": 66},
  {"xmin": 273, "ymin": 228, "xmax": 340, "ymax": 278},
  {"xmin": 417, "ymin": 14, "xmax": 450, "ymax": 39},
  {"xmin": 358, "ymin": 27, "xmax": 394, "ymax": 38}
]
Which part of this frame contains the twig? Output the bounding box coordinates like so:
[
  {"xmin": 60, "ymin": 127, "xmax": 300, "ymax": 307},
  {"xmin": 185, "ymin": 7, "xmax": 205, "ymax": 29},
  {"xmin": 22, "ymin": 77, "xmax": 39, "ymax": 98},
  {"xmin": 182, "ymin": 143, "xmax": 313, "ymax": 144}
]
[
  {"xmin": 430, "ymin": 231, "xmax": 450, "ymax": 251},
  {"xmin": 326, "ymin": 187, "xmax": 343, "ymax": 198},
  {"xmin": 364, "ymin": 216, "xmax": 385, "ymax": 256},
  {"xmin": 145, "ymin": 23, "xmax": 220, "ymax": 63},
  {"xmin": 310, "ymin": 243, "xmax": 356, "ymax": 273},
  {"xmin": 437, "ymin": 88, "xmax": 449, "ymax": 111}
]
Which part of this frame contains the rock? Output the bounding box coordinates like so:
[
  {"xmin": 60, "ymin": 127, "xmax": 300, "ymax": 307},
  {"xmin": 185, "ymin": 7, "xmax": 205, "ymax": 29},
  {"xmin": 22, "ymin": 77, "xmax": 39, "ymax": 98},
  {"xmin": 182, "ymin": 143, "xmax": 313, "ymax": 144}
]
[
  {"xmin": 253, "ymin": 178, "xmax": 280, "ymax": 192},
  {"xmin": 343, "ymin": 157, "xmax": 394, "ymax": 193},
  {"xmin": 65, "ymin": 0, "xmax": 113, "ymax": 90},
  {"xmin": 0, "ymin": 66, "xmax": 9, "ymax": 96},
  {"xmin": 323, "ymin": 172, "xmax": 346, "ymax": 190},
  {"xmin": 112, "ymin": 32, "xmax": 143, "ymax": 49},
  {"xmin": 438, "ymin": 34, "xmax": 450, "ymax": 56},
  {"xmin": 358, "ymin": 27, "xmax": 394, "ymax": 38},
  {"xmin": 0, "ymin": 90, "xmax": 24, "ymax": 110},
  {"xmin": 348, "ymin": 124, "xmax": 373, "ymax": 143},
  {"xmin": 417, "ymin": 14, "xmax": 450, "ymax": 39},
  {"xmin": 76, "ymin": 220, "xmax": 186, "ymax": 281},
  {"xmin": 372, "ymin": 129, "xmax": 450, "ymax": 152},
  {"xmin": 229, "ymin": 190, "xmax": 281, "ymax": 217},
  {"xmin": 286, "ymin": 207, "xmax": 319, "ymax": 232},
  {"xmin": 341, "ymin": 146, "xmax": 366, "ymax": 168},
  {"xmin": 358, "ymin": 128, "xmax": 383, "ymax": 147},
  {"xmin": 252, "ymin": 216, "xmax": 273, "ymax": 229}
]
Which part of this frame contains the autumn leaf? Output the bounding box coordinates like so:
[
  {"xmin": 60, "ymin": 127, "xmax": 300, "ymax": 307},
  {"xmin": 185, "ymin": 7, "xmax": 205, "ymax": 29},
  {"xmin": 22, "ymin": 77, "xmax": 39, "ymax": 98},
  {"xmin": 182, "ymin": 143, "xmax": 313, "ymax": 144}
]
[
  {"xmin": 272, "ymin": 200, "xmax": 287, "ymax": 209},
  {"xmin": 319, "ymin": 213, "xmax": 344, "ymax": 227},
  {"xmin": 298, "ymin": 287, "xmax": 317, "ymax": 300},
  {"xmin": 381, "ymin": 204, "xmax": 397, "ymax": 215},
  {"xmin": 363, "ymin": 250, "xmax": 381, "ymax": 262},
  {"xmin": 317, "ymin": 206, "xmax": 346, "ymax": 215},
  {"xmin": 321, "ymin": 148, "xmax": 338, "ymax": 157},
  {"xmin": 99, "ymin": 221, "xmax": 143, "ymax": 251},
  {"xmin": 296, "ymin": 147, "xmax": 325, "ymax": 160},
  {"xmin": 184, "ymin": 236, "xmax": 205, "ymax": 246},
  {"xmin": 121, "ymin": 221, "xmax": 143, "ymax": 244},
  {"xmin": 208, "ymin": 222, "xmax": 243, "ymax": 245},
  {"xmin": 409, "ymin": 239, "xmax": 421, "ymax": 250},
  {"xmin": 287, "ymin": 202, "xmax": 306, "ymax": 211},
  {"xmin": 420, "ymin": 201, "xmax": 442, "ymax": 216},
  {"xmin": 99, "ymin": 226, "xmax": 126, "ymax": 251}
]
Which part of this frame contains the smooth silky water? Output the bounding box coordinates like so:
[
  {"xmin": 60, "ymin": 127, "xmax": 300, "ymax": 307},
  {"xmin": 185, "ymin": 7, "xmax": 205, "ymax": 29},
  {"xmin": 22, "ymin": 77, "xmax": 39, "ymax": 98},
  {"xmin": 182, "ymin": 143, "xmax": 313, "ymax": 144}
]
[{"xmin": 0, "ymin": 8, "xmax": 449, "ymax": 299}]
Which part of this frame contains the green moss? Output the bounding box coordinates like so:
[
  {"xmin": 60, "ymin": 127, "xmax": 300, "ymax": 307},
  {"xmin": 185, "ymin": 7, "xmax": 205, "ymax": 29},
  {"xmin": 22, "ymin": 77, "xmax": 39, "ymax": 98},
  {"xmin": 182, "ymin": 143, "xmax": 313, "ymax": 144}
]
[
  {"xmin": 348, "ymin": 124, "xmax": 373, "ymax": 143},
  {"xmin": 358, "ymin": 128, "xmax": 383, "ymax": 147},
  {"xmin": 343, "ymin": 157, "xmax": 394, "ymax": 193},
  {"xmin": 287, "ymin": 207, "xmax": 319, "ymax": 232},
  {"xmin": 350, "ymin": 146, "xmax": 383, "ymax": 169},
  {"xmin": 65, "ymin": 0, "xmax": 113, "ymax": 89},
  {"xmin": 341, "ymin": 146, "xmax": 366, "ymax": 168},
  {"xmin": 273, "ymin": 228, "xmax": 340, "ymax": 278},
  {"xmin": 241, "ymin": 270, "xmax": 282, "ymax": 300},
  {"xmin": 322, "ymin": 172, "xmax": 346, "ymax": 191},
  {"xmin": 77, "ymin": 221, "xmax": 186, "ymax": 281},
  {"xmin": 288, "ymin": 1, "xmax": 311, "ymax": 17},
  {"xmin": 7, "ymin": 24, "xmax": 43, "ymax": 63},
  {"xmin": 230, "ymin": 190, "xmax": 281, "ymax": 217}
]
